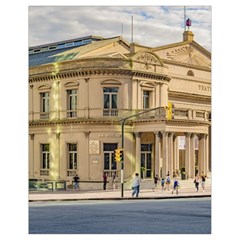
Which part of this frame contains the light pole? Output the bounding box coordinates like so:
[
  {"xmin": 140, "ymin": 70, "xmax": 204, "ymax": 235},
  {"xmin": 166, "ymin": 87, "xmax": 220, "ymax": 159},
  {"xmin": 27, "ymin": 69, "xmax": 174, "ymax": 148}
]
[{"xmin": 119, "ymin": 106, "xmax": 164, "ymax": 198}]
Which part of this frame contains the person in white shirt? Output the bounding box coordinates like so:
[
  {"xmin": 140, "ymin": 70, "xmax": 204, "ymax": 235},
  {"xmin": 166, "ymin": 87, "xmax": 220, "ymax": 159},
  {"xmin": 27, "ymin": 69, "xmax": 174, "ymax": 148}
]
[{"xmin": 132, "ymin": 173, "xmax": 141, "ymax": 197}]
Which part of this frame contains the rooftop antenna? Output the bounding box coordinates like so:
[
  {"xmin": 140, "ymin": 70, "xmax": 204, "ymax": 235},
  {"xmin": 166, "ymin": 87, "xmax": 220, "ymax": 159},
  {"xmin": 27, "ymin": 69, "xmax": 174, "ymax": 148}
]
[
  {"xmin": 131, "ymin": 16, "xmax": 133, "ymax": 43},
  {"xmin": 121, "ymin": 23, "xmax": 124, "ymax": 37},
  {"xmin": 184, "ymin": 6, "xmax": 186, "ymax": 31}
]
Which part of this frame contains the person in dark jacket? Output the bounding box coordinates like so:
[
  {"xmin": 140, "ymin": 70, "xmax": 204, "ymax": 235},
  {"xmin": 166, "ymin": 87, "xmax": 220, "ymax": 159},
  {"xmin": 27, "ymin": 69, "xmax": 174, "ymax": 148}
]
[
  {"xmin": 103, "ymin": 172, "xmax": 108, "ymax": 190},
  {"xmin": 73, "ymin": 174, "xmax": 80, "ymax": 190}
]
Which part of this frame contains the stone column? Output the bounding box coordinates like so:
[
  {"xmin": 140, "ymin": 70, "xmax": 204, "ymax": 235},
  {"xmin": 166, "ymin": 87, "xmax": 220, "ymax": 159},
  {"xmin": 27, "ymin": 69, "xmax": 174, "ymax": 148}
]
[
  {"xmin": 84, "ymin": 131, "xmax": 90, "ymax": 179},
  {"xmin": 190, "ymin": 133, "xmax": 196, "ymax": 178},
  {"xmin": 29, "ymin": 85, "xmax": 34, "ymax": 121},
  {"xmin": 204, "ymin": 134, "xmax": 208, "ymax": 174},
  {"xmin": 174, "ymin": 136, "xmax": 179, "ymax": 171},
  {"xmin": 155, "ymin": 83, "xmax": 160, "ymax": 107},
  {"xmin": 135, "ymin": 132, "xmax": 142, "ymax": 174},
  {"xmin": 168, "ymin": 132, "xmax": 174, "ymax": 177},
  {"xmin": 137, "ymin": 81, "xmax": 142, "ymax": 109},
  {"xmin": 160, "ymin": 83, "xmax": 168, "ymax": 107},
  {"xmin": 173, "ymin": 135, "xmax": 177, "ymax": 173},
  {"xmin": 198, "ymin": 134, "xmax": 206, "ymax": 174},
  {"xmin": 84, "ymin": 78, "xmax": 90, "ymax": 118},
  {"xmin": 132, "ymin": 79, "xmax": 138, "ymax": 110},
  {"xmin": 154, "ymin": 131, "xmax": 160, "ymax": 177},
  {"xmin": 29, "ymin": 134, "xmax": 34, "ymax": 178},
  {"xmin": 161, "ymin": 131, "xmax": 168, "ymax": 177},
  {"xmin": 184, "ymin": 132, "xmax": 191, "ymax": 179}
]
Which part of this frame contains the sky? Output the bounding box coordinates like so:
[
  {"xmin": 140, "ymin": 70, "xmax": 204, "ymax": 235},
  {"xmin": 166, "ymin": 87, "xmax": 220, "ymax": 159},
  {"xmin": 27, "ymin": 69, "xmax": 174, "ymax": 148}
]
[{"xmin": 28, "ymin": 6, "xmax": 211, "ymax": 51}]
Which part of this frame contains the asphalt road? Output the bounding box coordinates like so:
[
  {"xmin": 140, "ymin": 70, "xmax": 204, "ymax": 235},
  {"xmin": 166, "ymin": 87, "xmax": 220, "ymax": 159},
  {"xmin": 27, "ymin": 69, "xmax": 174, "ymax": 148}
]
[{"xmin": 29, "ymin": 197, "xmax": 211, "ymax": 234}]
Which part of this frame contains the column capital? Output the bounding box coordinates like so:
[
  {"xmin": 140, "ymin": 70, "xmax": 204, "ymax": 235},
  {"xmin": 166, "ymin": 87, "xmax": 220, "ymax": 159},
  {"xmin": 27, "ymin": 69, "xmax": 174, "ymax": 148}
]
[
  {"xmin": 154, "ymin": 131, "xmax": 161, "ymax": 138},
  {"xmin": 190, "ymin": 133, "xmax": 197, "ymax": 138},
  {"xmin": 198, "ymin": 133, "xmax": 207, "ymax": 140},
  {"xmin": 84, "ymin": 131, "xmax": 90, "ymax": 137},
  {"xmin": 184, "ymin": 132, "xmax": 192, "ymax": 138},
  {"xmin": 29, "ymin": 133, "xmax": 34, "ymax": 140},
  {"xmin": 133, "ymin": 132, "xmax": 142, "ymax": 138},
  {"xmin": 84, "ymin": 78, "xmax": 90, "ymax": 82},
  {"xmin": 168, "ymin": 132, "xmax": 174, "ymax": 138},
  {"xmin": 160, "ymin": 131, "xmax": 169, "ymax": 137}
]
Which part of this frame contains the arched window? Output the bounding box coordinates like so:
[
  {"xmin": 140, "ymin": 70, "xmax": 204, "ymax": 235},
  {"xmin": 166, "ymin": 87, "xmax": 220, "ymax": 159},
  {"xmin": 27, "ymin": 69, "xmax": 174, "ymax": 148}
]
[{"xmin": 187, "ymin": 70, "xmax": 194, "ymax": 76}]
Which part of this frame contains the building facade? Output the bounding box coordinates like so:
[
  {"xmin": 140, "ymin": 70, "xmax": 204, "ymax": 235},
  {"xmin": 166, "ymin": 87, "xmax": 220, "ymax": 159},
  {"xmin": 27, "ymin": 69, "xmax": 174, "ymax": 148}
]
[{"xmin": 29, "ymin": 31, "xmax": 211, "ymax": 189}]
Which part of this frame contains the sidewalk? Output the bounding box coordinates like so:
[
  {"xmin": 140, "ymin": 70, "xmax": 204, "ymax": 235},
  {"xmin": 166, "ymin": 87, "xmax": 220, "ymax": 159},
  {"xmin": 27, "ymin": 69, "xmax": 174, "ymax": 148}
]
[{"xmin": 29, "ymin": 186, "xmax": 211, "ymax": 202}]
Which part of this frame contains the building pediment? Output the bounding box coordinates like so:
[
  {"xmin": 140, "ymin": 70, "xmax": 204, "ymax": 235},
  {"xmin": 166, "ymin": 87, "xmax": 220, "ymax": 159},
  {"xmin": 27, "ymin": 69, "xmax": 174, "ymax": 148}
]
[
  {"xmin": 132, "ymin": 51, "xmax": 163, "ymax": 66},
  {"xmin": 154, "ymin": 42, "xmax": 211, "ymax": 68},
  {"xmin": 130, "ymin": 51, "xmax": 168, "ymax": 74}
]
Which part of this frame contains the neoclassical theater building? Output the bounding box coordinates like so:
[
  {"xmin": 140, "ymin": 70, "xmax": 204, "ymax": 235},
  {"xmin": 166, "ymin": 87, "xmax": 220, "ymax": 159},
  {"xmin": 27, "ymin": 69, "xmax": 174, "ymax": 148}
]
[{"xmin": 29, "ymin": 30, "xmax": 211, "ymax": 189}]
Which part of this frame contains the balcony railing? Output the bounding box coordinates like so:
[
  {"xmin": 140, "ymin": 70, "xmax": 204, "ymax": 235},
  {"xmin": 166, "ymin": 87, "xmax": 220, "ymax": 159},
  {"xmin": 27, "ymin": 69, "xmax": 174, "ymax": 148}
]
[
  {"xmin": 103, "ymin": 109, "xmax": 118, "ymax": 116},
  {"xmin": 40, "ymin": 169, "xmax": 49, "ymax": 176},
  {"xmin": 40, "ymin": 112, "xmax": 49, "ymax": 119},
  {"xmin": 67, "ymin": 110, "xmax": 77, "ymax": 118},
  {"xmin": 67, "ymin": 169, "xmax": 77, "ymax": 177}
]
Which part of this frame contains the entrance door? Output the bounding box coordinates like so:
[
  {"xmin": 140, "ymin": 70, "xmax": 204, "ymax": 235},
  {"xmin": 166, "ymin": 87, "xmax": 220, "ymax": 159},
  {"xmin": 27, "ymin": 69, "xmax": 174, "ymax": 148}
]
[{"xmin": 141, "ymin": 144, "xmax": 152, "ymax": 178}]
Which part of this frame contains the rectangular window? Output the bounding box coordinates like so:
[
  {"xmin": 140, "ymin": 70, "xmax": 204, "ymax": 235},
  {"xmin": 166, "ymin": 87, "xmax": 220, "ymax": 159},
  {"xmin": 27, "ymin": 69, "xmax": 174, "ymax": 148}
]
[
  {"xmin": 103, "ymin": 87, "xmax": 118, "ymax": 116},
  {"xmin": 67, "ymin": 89, "xmax": 77, "ymax": 118},
  {"xmin": 40, "ymin": 92, "xmax": 50, "ymax": 119},
  {"xmin": 40, "ymin": 144, "xmax": 50, "ymax": 176},
  {"xmin": 103, "ymin": 143, "xmax": 117, "ymax": 171},
  {"xmin": 143, "ymin": 90, "xmax": 150, "ymax": 109},
  {"xmin": 68, "ymin": 143, "xmax": 77, "ymax": 170}
]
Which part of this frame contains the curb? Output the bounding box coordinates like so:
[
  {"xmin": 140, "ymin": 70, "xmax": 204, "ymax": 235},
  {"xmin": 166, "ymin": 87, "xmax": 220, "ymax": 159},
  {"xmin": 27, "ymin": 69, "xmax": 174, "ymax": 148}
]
[{"xmin": 29, "ymin": 194, "xmax": 211, "ymax": 202}]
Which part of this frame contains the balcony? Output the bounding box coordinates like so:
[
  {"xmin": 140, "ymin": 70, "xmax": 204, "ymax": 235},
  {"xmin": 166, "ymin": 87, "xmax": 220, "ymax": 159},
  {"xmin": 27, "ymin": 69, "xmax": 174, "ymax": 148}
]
[
  {"xmin": 40, "ymin": 169, "xmax": 49, "ymax": 176},
  {"xmin": 67, "ymin": 110, "xmax": 77, "ymax": 118},
  {"xmin": 40, "ymin": 112, "xmax": 49, "ymax": 119},
  {"xmin": 103, "ymin": 109, "xmax": 118, "ymax": 116},
  {"xmin": 67, "ymin": 169, "xmax": 77, "ymax": 177}
]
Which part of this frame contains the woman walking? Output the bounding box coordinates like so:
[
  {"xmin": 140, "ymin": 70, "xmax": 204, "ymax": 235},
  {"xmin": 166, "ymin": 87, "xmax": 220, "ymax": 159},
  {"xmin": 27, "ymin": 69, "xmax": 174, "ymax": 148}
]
[{"xmin": 194, "ymin": 174, "xmax": 200, "ymax": 192}]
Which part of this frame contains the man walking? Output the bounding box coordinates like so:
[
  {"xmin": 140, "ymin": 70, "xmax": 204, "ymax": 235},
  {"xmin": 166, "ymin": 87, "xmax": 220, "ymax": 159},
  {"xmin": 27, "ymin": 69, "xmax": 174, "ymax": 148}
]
[
  {"xmin": 132, "ymin": 173, "xmax": 141, "ymax": 197},
  {"xmin": 73, "ymin": 174, "xmax": 80, "ymax": 190}
]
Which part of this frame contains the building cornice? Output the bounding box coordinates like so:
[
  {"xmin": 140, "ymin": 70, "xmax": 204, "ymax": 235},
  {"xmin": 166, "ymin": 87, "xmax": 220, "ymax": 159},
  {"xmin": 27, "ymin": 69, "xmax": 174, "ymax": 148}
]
[
  {"xmin": 29, "ymin": 67, "xmax": 171, "ymax": 83},
  {"xmin": 169, "ymin": 90, "xmax": 211, "ymax": 102},
  {"xmin": 29, "ymin": 117, "xmax": 211, "ymax": 128},
  {"xmin": 131, "ymin": 118, "xmax": 211, "ymax": 126}
]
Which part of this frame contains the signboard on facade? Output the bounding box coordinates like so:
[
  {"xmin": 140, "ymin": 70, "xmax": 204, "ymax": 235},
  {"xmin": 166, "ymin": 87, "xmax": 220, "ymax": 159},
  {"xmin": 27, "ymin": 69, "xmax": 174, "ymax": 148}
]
[{"xmin": 89, "ymin": 140, "xmax": 100, "ymax": 154}]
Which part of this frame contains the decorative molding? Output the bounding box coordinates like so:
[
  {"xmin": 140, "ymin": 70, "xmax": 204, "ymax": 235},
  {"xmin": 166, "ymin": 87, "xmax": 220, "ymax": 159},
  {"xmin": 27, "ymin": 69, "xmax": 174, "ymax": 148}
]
[
  {"xmin": 29, "ymin": 68, "xmax": 170, "ymax": 83},
  {"xmin": 169, "ymin": 91, "xmax": 211, "ymax": 102},
  {"xmin": 166, "ymin": 46, "xmax": 211, "ymax": 68},
  {"xmin": 64, "ymin": 81, "xmax": 79, "ymax": 88},
  {"xmin": 38, "ymin": 84, "xmax": 51, "ymax": 91}
]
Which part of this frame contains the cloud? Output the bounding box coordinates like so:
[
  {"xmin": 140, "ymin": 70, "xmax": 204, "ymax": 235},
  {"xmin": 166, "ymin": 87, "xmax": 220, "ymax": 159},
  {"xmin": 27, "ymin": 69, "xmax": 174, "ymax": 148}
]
[{"xmin": 29, "ymin": 6, "xmax": 211, "ymax": 51}]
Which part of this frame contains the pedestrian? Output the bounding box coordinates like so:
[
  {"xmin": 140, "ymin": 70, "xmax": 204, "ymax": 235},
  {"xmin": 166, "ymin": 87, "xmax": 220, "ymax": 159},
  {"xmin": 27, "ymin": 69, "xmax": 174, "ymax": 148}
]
[
  {"xmin": 165, "ymin": 173, "xmax": 171, "ymax": 191},
  {"xmin": 194, "ymin": 173, "xmax": 200, "ymax": 192},
  {"xmin": 73, "ymin": 174, "xmax": 80, "ymax": 190},
  {"xmin": 112, "ymin": 172, "xmax": 116, "ymax": 190},
  {"xmin": 152, "ymin": 174, "xmax": 159, "ymax": 191},
  {"xmin": 103, "ymin": 172, "xmax": 108, "ymax": 190},
  {"xmin": 161, "ymin": 178, "xmax": 165, "ymax": 191},
  {"xmin": 201, "ymin": 171, "xmax": 207, "ymax": 192},
  {"xmin": 172, "ymin": 176, "xmax": 179, "ymax": 195},
  {"xmin": 132, "ymin": 173, "xmax": 141, "ymax": 197}
]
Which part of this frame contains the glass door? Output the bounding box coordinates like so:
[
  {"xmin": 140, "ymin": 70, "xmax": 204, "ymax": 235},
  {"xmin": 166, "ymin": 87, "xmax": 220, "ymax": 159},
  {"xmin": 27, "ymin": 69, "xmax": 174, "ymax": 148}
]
[{"xmin": 141, "ymin": 144, "xmax": 152, "ymax": 178}]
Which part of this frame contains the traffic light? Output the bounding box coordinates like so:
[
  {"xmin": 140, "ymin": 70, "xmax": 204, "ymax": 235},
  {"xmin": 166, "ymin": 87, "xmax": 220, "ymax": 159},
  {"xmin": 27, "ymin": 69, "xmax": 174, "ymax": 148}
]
[
  {"xmin": 114, "ymin": 148, "xmax": 123, "ymax": 162},
  {"xmin": 165, "ymin": 101, "xmax": 174, "ymax": 120}
]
